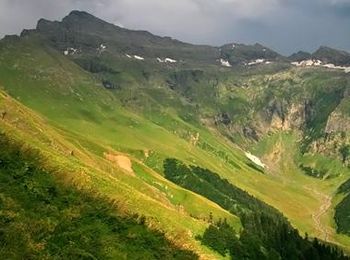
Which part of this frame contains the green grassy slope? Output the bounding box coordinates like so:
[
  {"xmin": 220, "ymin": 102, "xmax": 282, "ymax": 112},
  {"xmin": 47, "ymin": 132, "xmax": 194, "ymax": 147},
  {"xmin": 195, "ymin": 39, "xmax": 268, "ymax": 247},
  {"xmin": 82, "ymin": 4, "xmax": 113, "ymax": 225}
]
[{"xmin": 0, "ymin": 133, "xmax": 198, "ymax": 259}]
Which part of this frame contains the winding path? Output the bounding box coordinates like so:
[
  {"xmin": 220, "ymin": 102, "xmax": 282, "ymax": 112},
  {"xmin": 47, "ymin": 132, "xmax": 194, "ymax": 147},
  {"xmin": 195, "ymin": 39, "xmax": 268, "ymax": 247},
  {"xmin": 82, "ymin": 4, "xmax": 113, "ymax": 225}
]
[{"xmin": 304, "ymin": 186, "xmax": 332, "ymax": 241}]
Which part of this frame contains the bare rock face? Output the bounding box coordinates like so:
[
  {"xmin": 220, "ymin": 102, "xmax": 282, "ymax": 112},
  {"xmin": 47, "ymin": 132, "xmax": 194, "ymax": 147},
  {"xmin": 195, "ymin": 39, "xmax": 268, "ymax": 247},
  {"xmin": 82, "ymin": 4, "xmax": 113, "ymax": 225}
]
[
  {"xmin": 243, "ymin": 126, "xmax": 259, "ymax": 141},
  {"xmin": 308, "ymin": 106, "xmax": 350, "ymax": 163},
  {"xmin": 269, "ymin": 103, "xmax": 306, "ymax": 131},
  {"xmin": 218, "ymin": 100, "xmax": 310, "ymax": 144},
  {"xmin": 285, "ymin": 103, "xmax": 306, "ymax": 129},
  {"xmin": 215, "ymin": 112, "xmax": 231, "ymax": 125},
  {"xmin": 257, "ymin": 100, "xmax": 308, "ymax": 133},
  {"xmin": 309, "ymin": 132, "xmax": 350, "ymax": 165},
  {"xmin": 325, "ymin": 111, "xmax": 350, "ymax": 133},
  {"xmin": 265, "ymin": 99, "xmax": 286, "ymax": 130}
]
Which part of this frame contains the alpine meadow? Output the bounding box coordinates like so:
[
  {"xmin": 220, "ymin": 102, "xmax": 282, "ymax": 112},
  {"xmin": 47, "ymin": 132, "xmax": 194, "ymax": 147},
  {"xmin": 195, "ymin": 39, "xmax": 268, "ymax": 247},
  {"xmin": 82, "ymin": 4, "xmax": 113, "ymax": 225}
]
[{"xmin": 2, "ymin": 8, "xmax": 350, "ymax": 260}]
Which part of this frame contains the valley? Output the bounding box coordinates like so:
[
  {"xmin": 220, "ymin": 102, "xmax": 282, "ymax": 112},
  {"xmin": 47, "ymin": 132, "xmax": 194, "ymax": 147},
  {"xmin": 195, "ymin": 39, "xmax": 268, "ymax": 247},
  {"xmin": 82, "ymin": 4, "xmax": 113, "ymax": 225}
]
[{"xmin": 1, "ymin": 10, "xmax": 350, "ymax": 259}]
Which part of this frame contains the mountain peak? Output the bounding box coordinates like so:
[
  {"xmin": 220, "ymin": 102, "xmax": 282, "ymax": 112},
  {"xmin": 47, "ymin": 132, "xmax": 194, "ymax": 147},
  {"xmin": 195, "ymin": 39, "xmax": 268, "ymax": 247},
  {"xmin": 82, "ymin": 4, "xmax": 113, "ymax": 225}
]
[
  {"xmin": 314, "ymin": 45, "xmax": 349, "ymax": 55},
  {"xmin": 68, "ymin": 10, "xmax": 92, "ymax": 17},
  {"xmin": 36, "ymin": 18, "xmax": 54, "ymax": 28},
  {"xmin": 62, "ymin": 10, "xmax": 107, "ymax": 25},
  {"xmin": 36, "ymin": 11, "xmax": 100, "ymax": 31}
]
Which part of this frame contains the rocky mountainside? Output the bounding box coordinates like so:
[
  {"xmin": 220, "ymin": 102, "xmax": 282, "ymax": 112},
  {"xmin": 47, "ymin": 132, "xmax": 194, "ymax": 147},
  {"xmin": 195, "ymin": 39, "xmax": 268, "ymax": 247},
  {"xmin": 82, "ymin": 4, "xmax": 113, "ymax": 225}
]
[
  {"xmin": 28, "ymin": 10, "xmax": 219, "ymax": 64},
  {"xmin": 313, "ymin": 46, "xmax": 350, "ymax": 66}
]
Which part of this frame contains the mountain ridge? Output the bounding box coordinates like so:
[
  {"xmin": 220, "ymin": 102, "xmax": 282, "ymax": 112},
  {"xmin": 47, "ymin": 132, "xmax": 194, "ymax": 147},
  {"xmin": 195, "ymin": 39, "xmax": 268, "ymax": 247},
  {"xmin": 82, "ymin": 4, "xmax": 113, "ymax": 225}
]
[{"xmin": 4, "ymin": 10, "xmax": 350, "ymax": 67}]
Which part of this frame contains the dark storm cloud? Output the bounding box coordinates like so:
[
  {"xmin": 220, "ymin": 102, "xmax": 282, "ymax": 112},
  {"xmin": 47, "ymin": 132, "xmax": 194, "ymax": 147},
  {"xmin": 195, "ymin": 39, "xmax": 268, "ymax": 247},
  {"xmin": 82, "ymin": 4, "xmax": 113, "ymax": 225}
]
[{"xmin": 0, "ymin": 0, "xmax": 349, "ymax": 54}]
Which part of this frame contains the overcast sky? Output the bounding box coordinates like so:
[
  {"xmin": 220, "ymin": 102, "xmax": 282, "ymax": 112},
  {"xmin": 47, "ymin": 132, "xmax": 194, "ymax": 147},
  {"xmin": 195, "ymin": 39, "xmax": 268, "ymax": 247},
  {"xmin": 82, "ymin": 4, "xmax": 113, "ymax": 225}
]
[{"xmin": 0, "ymin": 0, "xmax": 349, "ymax": 55}]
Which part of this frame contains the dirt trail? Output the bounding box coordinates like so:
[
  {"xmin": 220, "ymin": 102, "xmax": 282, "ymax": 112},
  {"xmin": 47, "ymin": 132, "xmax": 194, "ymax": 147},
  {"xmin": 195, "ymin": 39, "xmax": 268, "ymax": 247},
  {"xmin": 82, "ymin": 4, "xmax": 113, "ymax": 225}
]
[{"xmin": 304, "ymin": 186, "xmax": 332, "ymax": 242}]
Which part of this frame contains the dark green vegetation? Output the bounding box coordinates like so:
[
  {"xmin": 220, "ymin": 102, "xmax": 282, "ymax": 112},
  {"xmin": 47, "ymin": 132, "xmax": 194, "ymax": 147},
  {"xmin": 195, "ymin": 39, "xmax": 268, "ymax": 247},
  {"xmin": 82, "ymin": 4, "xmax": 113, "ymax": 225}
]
[
  {"xmin": 202, "ymin": 220, "xmax": 347, "ymax": 260},
  {"xmin": 164, "ymin": 158, "xmax": 348, "ymax": 259},
  {"xmin": 340, "ymin": 145, "xmax": 350, "ymax": 164},
  {"xmin": 0, "ymin": 134, "xmax": 198, "ymax": 259},
  {"xmin": 336, "ymin": 194, "xmax": 350, "ymax": 236},
  {"xmin": 336, "ymin": 179, "xmax": 350, "ymax": 236},
  {"xmin": 299, "ymin": 164, "xmax": 327, "ymax": 179}
]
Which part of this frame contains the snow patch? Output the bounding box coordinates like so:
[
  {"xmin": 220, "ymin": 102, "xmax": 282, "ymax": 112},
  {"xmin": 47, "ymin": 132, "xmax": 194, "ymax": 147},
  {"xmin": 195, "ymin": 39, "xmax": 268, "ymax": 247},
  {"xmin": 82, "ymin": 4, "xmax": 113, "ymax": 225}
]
[
  {"xmin": 245, "ymin": 152, "xmax": 265, "ymax": 169},
  {"xmin": 247, "ymin": 59, "xmax": 265, "ymax": 66},
  {"xmin": 291, "ymin": 59, "xmax": 350, "ymax": 73},
  {"xmin": 125, "ymin": 54, "xmax": 145, "ymax": 61},
  {"xmin": 220, "ymin": 59, "xmax": 232, "ymax": 67},
  {"xmin": 323, "ymin": 63, "xmax": 350, "ymax": 73},
  {"xmin": 63, "ymin": 47, "xmax": 78, "ymax": 56},
  {"xmin": 134, "ymin": 55, "xmax": 144, "ymax": 60},
  {"xmin": 96, "ymin": 44, "xmax": 107, "ymax": 54},
  {"xmin": 164, "ymin": 58, "xmax": 177, "ymax": 63},
  {"xmin": 157, "ymin": 57, "xmax": 177, "ymax": 63},
  {"xmin": 314, "ymin": 60, "xmax": 322, "ymax": 66},
  {"xmin": 291, "ymin": 59, "xmax": 322, "ymax": 67}
]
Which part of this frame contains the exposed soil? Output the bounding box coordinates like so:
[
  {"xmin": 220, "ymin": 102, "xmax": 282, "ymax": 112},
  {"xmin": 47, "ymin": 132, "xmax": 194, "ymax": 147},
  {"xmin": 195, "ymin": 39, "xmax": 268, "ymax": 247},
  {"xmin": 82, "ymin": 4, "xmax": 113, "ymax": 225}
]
[{"xmin": 104, "ymin": 153, "xmax": 134, "ymax": 175}]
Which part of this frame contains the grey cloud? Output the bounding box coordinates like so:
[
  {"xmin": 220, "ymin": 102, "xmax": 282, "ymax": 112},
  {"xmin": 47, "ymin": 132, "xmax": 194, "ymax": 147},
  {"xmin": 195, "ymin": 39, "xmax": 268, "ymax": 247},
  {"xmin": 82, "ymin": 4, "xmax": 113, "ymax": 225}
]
[{"xmin": 0, "ymin": 0, "xmax": 349, "ymax": 55}]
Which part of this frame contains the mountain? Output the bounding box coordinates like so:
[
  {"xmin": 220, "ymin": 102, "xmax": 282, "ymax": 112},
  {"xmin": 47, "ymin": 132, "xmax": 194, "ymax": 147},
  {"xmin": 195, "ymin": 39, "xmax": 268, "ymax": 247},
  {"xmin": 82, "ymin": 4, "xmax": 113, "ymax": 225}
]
[
  {"xmin": 289, "ymin": 47, "xmax": 350, "ymax": 66},
  {"xmin": 220, "ymin": 42, "xmax": 284, "ymax": 65},
  {"xmin": 21, "ymin": 10, "xmax": 287, "ymax": 69},
  {"xmin": 22, "ymin": 10, "xmax": 219, "ymax": 65},
  {"xmin": 312, "ymin": 46, "xmax": 350, "ymax": 66},
  {"xmin": 1, "ymin": 10, "xmax": 350, "ymax": 259},
  {"xmin": 289, "ymin": 51, "xmax": 312, "ymax": 61}
]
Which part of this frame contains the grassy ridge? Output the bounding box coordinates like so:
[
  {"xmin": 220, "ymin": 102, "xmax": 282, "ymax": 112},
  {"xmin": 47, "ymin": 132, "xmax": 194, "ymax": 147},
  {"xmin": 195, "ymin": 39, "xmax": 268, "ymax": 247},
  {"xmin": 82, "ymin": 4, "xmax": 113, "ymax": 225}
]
[{"xmin": 0, "ymin": 133, "xmax": 198, "ymax": 259}]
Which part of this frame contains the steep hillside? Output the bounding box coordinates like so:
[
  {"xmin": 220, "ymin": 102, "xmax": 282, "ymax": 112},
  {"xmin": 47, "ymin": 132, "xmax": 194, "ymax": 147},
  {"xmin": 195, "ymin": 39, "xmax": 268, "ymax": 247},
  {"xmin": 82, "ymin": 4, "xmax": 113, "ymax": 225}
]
[{"xmin": 0, "ymin": 132, "xmax": 198, "ymax": 259}]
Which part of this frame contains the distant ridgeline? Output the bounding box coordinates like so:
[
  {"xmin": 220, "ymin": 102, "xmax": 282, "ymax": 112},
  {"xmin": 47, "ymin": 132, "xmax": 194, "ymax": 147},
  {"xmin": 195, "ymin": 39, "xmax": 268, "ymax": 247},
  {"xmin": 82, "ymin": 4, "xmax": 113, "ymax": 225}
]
[
  {"xmin": 0, "ymin": 133, "xmax": 198, "ymax": 259},
  {"xmin": 163, "ymin": 158, "xmax": 349, "ymax": 259}
]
